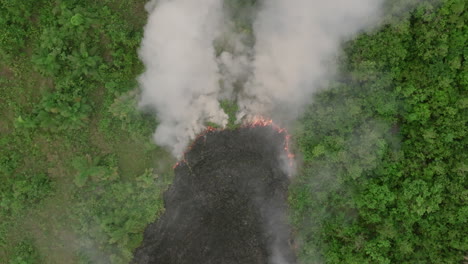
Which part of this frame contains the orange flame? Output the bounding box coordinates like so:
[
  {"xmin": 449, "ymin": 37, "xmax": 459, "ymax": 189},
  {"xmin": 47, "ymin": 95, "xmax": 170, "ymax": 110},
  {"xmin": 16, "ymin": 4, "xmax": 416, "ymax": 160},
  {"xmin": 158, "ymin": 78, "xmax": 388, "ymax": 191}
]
[
  {"xmin": 173, "ymin": 116, "xmax": 295, "ymax": 170},
  {"xmin": 244, "ymin": 116, "xmax": 295, "ymax": 166}
]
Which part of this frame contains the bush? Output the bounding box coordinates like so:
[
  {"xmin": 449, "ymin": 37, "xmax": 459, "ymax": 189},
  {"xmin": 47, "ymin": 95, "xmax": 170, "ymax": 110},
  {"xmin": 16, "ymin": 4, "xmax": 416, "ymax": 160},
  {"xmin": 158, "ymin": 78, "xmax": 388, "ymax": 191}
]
[
  {"xmin": 8, "ymin": 239, "xmax": 43, "ymax": 264},
  {"xmin": 0, "ymin": 172, "xmax": 52, "ymax": 218}
]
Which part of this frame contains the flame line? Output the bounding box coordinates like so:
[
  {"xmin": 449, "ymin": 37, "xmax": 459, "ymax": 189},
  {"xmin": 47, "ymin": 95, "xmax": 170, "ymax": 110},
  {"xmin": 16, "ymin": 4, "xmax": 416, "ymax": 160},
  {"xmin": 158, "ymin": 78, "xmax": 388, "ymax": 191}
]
[{"xmin": 173, "ymin": 116, "xmax": 295, "ymax": 170}]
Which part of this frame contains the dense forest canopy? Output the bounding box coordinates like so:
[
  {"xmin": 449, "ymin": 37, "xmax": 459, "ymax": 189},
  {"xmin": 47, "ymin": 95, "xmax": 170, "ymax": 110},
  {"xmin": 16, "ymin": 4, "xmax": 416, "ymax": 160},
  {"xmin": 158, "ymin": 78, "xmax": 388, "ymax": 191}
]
[
  {"xmin": 0, "ymin": 0, "xmax": 466, "ymax": 263},
  {"xmin": 290, "ymin": 0, "xmax": 467, "ymax": 263}
]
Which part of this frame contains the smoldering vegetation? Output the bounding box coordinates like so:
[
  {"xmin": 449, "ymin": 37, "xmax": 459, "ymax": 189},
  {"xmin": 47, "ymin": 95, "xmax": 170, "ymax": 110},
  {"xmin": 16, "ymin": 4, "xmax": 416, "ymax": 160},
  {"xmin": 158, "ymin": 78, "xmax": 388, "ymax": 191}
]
[{"xmin": 132, "ymin": 126, "xmax": 296, "ymax": 264}]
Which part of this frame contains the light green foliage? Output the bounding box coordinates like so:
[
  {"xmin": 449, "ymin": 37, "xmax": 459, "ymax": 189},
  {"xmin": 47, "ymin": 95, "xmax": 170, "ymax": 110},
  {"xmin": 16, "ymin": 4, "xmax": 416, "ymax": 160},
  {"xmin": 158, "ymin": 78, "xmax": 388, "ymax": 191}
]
[
  {"xmin": 0, "ymin": 0, "xmax": 171, "ymax": 262},
  {"xmin": 0, "ymin": 133, "xmax": 52, "ymax": 223},
  {"xmin": 72, "ymin": 155, "xmax": 118, "ymax": 187},
  {"xmin": 206, "ymin": 100, "xmax": 240, "ymax": 129},
  {"xmin": 73, "ymin": 168, "xmax": 169, "ymax": 263},
  {"xmin": 0, "ymin": 172, "xmax": 52, "ymax": 218},
  {"xmin": 291, "ymin": 0, "xmax": 467, "ymax": 263},
  {"xmin": 107, "ymin": 90, "xmax": 156, "ymax": 143},
  {"xmin": 220, "ymin": 99, "xmax": 240, "ymax": 129}
]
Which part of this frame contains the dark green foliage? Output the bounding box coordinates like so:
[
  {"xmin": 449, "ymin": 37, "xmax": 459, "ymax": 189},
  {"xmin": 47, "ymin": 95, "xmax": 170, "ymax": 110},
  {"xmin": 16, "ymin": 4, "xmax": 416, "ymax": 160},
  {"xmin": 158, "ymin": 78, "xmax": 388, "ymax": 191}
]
[
  {"xmin": 20, "ymin": 91, "xmax": 92, "ymax": 131},
  {"xmin": 8, "ymin": 239, "xmax": 43, "ymax": 264},
  {"xmin": 0, "ymin": 0, "xmax": 42, "ymax": 61},
  {"xmin": 32, "ymin": 2, "xmax": 102, "ymax": 77},
  {"xmin": 25, "ymin": 0, "xmax": 145, "ymax": 135},
  {"xmin": 290, "ymin": 0, "xmax": 467, "ymax": 263}
]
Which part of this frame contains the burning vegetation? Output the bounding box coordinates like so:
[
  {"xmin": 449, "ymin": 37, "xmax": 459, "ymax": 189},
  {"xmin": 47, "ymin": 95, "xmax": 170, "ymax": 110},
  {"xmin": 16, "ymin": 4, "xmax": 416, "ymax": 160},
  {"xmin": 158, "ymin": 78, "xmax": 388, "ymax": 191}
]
[
  {"xmin": 133, "ymin": 123, "xmax": 296, "ymax": 264},
  {"xmin": 173, "ymin": 117, "xmax": 295, "ymax": 172}
]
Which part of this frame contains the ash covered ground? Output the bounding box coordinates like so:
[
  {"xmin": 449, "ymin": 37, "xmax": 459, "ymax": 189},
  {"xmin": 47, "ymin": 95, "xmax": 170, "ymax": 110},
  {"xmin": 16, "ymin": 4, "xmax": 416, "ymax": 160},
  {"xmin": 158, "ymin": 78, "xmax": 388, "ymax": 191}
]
[{"xmin": 132, "ymin": 126, "xmax": 296, "ymax": 264}]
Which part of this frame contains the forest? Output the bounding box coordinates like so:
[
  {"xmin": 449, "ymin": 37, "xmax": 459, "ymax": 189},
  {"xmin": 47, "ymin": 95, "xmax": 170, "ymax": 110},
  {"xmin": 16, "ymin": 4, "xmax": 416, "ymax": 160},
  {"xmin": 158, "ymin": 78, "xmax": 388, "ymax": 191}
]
[{"xmin": 0, "ymin": 0, "xmax": 466, "ymax": 263}]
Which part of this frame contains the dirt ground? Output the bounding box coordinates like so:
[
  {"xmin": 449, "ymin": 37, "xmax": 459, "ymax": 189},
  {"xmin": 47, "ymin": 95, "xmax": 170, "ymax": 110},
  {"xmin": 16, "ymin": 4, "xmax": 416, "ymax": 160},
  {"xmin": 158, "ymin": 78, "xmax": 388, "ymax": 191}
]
[{"xmin": 132, "ymin": 126, "xmax": 296, "ymax": 264}]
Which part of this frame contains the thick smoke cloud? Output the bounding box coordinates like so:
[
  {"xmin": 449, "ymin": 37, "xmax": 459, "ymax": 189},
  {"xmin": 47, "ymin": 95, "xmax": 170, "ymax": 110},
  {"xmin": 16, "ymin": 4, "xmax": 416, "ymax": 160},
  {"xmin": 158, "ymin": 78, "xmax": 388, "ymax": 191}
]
[
  {"xmin": 138, "ymin": 0, "xmax": 227, "ymax": 157},
  {"xmin": 237, "ymin": 0, "xmax": 384, "ymax": 122},
  {"xmin": 139, "ymin": 0, "xmax": 384, "ymax": 157}
]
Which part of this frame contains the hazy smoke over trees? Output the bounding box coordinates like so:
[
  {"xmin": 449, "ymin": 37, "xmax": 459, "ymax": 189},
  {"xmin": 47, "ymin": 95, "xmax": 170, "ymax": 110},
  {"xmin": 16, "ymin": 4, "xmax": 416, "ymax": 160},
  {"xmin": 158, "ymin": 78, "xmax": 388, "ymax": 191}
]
[{"xmin": 138, "ymin": 0, "xmax": 384, "ymax": 157}]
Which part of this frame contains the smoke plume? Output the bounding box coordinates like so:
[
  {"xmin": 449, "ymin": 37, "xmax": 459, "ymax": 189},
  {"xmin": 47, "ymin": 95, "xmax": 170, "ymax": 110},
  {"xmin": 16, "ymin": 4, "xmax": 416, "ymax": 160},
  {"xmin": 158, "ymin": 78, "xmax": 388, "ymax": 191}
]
[
  {"xmin": 139, "ymin": 0, "xmax": 384, "ymax": 156},
  {"xmin": 237, "ymin": 0, "xmax": 384, "ymax": 122},
  {"xmin": 138, "ymin": 0, "xmax": 227, "ymax": 157}
]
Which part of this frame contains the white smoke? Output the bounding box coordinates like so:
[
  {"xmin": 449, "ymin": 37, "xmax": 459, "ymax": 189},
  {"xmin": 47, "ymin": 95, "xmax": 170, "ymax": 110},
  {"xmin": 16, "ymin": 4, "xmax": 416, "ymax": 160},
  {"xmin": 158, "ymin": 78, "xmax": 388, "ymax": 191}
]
[
  {"xmin": 138, "ymin": 0, "xmax": 227, "ymax": 157},
  {"xmin": 237, "ymin": 0, "xmax": 384, "ymax": 122},
  {"xmin": 217, "ymin": 38, "xmax": 252, "ymax": 99},
  {"xmin": 139, "ymin": 0, "xmax": 385, "ymax": 158}
]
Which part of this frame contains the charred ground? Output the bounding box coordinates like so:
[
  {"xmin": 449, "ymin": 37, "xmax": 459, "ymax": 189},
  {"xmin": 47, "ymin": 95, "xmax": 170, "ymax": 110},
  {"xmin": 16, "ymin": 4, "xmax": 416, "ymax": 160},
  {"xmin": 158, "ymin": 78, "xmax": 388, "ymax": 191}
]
[{"xmin": 132, "ymin": 126, "xmax": 296, "ymax": 264}]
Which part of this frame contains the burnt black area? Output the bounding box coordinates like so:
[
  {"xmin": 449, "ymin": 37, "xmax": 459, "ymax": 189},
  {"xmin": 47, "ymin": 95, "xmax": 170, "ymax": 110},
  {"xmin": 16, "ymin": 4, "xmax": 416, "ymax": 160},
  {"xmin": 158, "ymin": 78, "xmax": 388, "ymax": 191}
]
[{"xmin": 132, "ymin": 126, "xmax": 296, "ymax": 264}]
